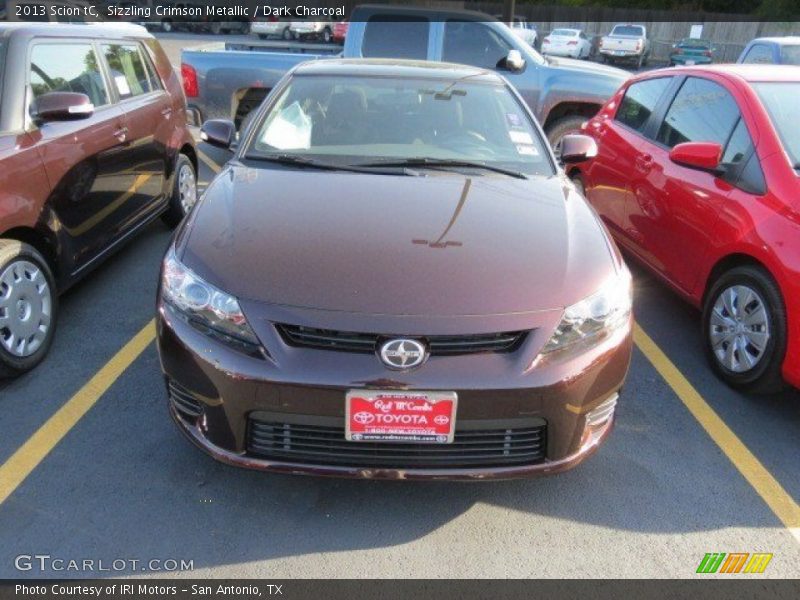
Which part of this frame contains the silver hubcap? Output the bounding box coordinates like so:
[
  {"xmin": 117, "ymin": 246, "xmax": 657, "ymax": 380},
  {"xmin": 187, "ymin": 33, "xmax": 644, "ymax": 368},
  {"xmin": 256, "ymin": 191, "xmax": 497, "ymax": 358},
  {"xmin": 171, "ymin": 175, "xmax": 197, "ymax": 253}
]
[
  {"xmin": 709, "ymin": 285, "xmax": 770, "ymax": 373},
  {"xmin": 0, "ymin": 260, "xmax": 52, "ymax": 358},
  {"xmin": 178, "ymin": 164, "xmax": 197, "ymax": 215}
]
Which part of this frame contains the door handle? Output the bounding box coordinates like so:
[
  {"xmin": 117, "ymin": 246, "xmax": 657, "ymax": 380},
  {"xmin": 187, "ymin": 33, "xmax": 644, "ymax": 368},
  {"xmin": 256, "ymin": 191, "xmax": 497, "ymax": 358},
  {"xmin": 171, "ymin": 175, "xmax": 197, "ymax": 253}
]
[
  {"xmin": 161, "ymin": 107, "xmax": 173, "ymax": 118},
  {"xmin": 635, "ymin": 153, "xmax": 653, "ymax": 172},
  {"xmin": 113, "ymin": 126, "xmax": 128, "ymax": 142}
]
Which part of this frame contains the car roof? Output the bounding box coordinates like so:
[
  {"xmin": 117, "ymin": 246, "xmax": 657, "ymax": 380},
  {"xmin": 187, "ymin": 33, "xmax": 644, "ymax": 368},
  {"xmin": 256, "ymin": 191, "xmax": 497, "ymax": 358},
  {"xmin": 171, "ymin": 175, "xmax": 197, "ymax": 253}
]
[
  {"xmin": 639, "ymin": 64, "xmax": 800, "ymax": 84},
  {"xmin": 293, "ymin": 58, "xmax": 504, "ymax": 84},
  {"xmin": 0, "ymin": 22, "xmax": 152, "ymax": 40},
  {"xmin": 749, "ymin": 36, "xmax": 800, "ymax": 45}
]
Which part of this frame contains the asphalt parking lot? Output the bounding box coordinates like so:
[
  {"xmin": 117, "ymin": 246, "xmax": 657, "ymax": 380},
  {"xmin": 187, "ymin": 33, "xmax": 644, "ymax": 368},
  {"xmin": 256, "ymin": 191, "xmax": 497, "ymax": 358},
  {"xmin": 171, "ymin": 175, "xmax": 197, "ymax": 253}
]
[{"xmin": 1, "ymin": 33, "xmax": 799, "ymax": 579}]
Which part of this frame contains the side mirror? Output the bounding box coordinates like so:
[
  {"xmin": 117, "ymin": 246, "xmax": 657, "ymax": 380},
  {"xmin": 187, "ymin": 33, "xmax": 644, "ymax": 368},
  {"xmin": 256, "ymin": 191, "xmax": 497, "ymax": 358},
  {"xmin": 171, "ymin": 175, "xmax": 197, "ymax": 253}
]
[
  {"xmin": 669, "ymin": 142, "xmax": 722, "ymax": 172},
  {"xmin": 559, "ymin": 134, "xmax": 598, "ymax": 163},
  {"xmin": 30, "ymin": 92, "xmax": 93, "ymax": 122},
  {"xmin": 200, "ymin": 119, "xmax": 236, "ymax": 149},
  {"xmin": 504, "ymin": 49, "xmax": 526, "ymax": 72}
]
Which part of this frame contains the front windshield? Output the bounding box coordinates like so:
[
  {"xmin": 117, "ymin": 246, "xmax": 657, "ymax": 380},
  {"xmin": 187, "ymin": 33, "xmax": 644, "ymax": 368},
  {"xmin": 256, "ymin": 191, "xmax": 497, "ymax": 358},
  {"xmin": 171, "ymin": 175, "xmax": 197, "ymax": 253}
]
[
  {"xmin": 754, "ymin": 82, "xmax": 800, "ymax": 168},
  {"xmin": 780, "ymin": 45, "xmax": 800, "ymax": 65},
  {"xmin": 247, "ymin": 74, "xmax": 554, "ymax": 177}
]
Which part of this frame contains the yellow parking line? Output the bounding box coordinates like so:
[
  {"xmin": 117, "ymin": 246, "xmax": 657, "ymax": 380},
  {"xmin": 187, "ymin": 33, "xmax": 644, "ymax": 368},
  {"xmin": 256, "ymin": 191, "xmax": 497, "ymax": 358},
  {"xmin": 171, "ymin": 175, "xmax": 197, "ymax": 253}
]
[
  {"xmin": 198, "ymin": 150, "xmax": 221, "ymax": 174},
  {"xmin": 634, "ymin": 322, "xmax": 800, "ymax": 544},
  {"xmin": 0, "ymin": 320, "xmax": 156, "ymax": 505}
]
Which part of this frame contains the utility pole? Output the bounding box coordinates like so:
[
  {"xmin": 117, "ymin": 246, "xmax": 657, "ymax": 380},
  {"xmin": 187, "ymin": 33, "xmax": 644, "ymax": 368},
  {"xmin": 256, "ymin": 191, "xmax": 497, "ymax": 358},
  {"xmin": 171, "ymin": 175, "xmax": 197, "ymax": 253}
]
[{"xmin": 503, "ymin": 0, "xmax": 515, "ymax": 23}]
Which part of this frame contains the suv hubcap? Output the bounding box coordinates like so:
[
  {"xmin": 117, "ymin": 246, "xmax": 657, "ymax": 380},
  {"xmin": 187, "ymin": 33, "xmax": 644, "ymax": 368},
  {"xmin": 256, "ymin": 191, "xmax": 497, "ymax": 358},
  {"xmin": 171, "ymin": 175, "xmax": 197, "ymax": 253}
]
[
  {"xmin": 178, "ymin": 164, "xmax": 197, "ymax": 214},
  {"xmin": 0, "ymin": 260, "xmax": 52, "ymax": 358},
  {"xmin": 709, "ymin": 284, "xmax": 770, "ymax": 373}
]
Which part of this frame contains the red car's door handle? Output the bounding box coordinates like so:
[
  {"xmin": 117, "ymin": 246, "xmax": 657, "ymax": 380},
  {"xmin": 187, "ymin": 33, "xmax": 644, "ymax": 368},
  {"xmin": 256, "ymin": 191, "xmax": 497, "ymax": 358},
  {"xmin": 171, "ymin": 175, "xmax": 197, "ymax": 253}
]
[
  {"xmin": 113, "ymin": 126, "xmax": 128, "ymax": 142},
  {"xmin": 161, "ymin": 107, "xmax": 173, "ymax": 118},
  {"xmin": 635, "ymin": 153, "xmax": 653, "ymax": 172}
]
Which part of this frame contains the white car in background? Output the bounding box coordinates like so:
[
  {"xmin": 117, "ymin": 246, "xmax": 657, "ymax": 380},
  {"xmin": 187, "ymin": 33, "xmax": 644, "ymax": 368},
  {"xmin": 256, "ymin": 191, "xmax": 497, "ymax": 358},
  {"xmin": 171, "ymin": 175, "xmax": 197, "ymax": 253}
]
[
  {"xmin": 542, "ymin": 28, "xmax": 592, "ymax": 59},
  {"xmin": 495, "ymin": 15, "xmax": 538, "ymax": 48},
  {"xmin": 289, "ymin": 19, "xmax": 334, "ymax": 43}
]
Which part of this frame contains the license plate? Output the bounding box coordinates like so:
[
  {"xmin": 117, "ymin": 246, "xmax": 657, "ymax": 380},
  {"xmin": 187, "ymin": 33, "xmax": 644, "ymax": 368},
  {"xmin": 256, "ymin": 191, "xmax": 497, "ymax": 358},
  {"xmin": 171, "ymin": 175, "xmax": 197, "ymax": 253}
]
[
  {"xmin": 614, "ymin": 50, "xmax": 626, "ymax": 56},
  {"xmin": 685, "ymin": 60, "xmax": 696, "ymax": 65},
  {"xmin": 346, "ymin": 390, "xmax": 457, "ymax": 444}
]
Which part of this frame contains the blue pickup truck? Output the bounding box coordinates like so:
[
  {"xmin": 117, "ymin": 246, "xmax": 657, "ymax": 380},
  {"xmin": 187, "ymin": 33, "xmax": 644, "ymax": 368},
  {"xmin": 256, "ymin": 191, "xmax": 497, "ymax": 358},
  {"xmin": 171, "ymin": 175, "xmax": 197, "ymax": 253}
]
[{"xmin": 181, "ymin": 5, "xmax": 629, "ymax": 147}]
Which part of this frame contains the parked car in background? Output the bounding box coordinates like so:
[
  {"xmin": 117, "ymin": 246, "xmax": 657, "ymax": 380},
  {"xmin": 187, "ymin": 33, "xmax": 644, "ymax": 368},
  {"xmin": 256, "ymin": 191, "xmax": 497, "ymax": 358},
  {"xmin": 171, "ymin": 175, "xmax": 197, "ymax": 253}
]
[
  {"xmin": 494, "ymin": 15, "xmax": 537, "ymax": 48},
  {"xmin": 541, "ymin": 28, "xmax": 592, "ymax": 59},
  {"xmin": 599, "ymin": 24, "xmax": 650, "ymax": 68},
  {"xmin": 332, "ymin": 20, "xmax": 348, "ymax": 44},
  {"xmin": 571, "ymin": 65, "xmax": 800, "ymax": 392},
  {"xmin": 181, "ymin": 4, "xmax": 629, "ymax": 146},
  {"xmin": 738, "ymin": 37, "xmax": 800, "ymax": 65},
  {"xmin": 290, "ymin": 18, "xmax": 334, "ymax": 43},
  {"xmin": 0, "ymin": 23, "xmax": 197, "ymax": 377},
  {"xmin": 252, "ymin": 17, "xmax": 293, "ymax": 40},
  {"xmin": 160, "ymin": 59, "xmax": 632, "ymax": 479},
  {"xmin": 669, "ymin": 38, "xmax": 715, "ymax": 66}
]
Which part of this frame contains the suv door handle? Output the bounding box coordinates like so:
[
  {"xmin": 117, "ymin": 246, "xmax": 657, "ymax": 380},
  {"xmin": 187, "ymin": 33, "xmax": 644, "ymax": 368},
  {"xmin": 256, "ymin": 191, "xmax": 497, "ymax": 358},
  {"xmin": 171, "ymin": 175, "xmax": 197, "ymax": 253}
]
[{"xmin": 161, "ymin": 107, "xmax": 173, "ymax": 118}]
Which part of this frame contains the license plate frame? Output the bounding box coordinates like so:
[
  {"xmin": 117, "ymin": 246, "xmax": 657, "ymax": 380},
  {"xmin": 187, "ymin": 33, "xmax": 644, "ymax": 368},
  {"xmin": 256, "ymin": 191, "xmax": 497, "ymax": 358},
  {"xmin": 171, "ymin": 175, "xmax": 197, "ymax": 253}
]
[{"xmin": 345, "ymin": 390, "xmax": 458, "ymax": 444}]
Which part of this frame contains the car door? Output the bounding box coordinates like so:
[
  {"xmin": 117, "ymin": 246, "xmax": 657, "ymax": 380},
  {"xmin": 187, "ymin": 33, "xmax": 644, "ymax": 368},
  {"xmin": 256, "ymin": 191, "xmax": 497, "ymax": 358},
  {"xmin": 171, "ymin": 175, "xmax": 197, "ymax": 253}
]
[
  {"xmin": 583, "ymin": 76, "xmax": 673, "ymax": 245},
  {"xmin": 626, "ymin": 75, "xmax": 745, "ymax": 293},
  {"xmin": 27, "ymin": 40, "xmax": 131, "ymax": 270},
  {"xmin": 99, "ymin": 41, "xmax": 169, "ymax": 229}
]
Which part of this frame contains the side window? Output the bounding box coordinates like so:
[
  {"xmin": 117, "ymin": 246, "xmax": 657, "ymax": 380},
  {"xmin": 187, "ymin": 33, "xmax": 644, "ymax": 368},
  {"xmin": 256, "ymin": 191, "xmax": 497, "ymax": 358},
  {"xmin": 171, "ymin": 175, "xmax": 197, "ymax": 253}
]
[
  {"xmin": 443, "ymin": 21, "xmax": 512, "ymax": 70},
  {"xmin": 29, "ymin": 43, "xmax": 109, "ymax": 107},
  {"xmin": 722, "ymin": 119, "xmax": 751, "ymax": 165},
  {"xmin": 656, "ymin": 77, "xmax": 739, "ymax": 148},
  {"xmin": 721, "ymin": 118, "xmax": 766, "ymax": 194},
  {"xmin": 741, "ymin": 44, "xmax": 773, "ymax": 64},
  {"xmin": 362, "ymin": 16, "xmax": 429, "ymax": 60},
  {"xmin": 102, "ymin": 44, "xmax": 153, "ymax": 100},
  {"xmin": 615, "ymin": 77, "xmax": 671, "ymax": 134}
]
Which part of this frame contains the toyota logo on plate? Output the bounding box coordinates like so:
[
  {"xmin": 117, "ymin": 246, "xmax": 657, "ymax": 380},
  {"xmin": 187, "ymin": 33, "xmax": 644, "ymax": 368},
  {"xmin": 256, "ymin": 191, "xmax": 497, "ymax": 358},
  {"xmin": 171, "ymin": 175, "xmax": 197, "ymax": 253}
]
[{"xmin": 379, "ymin": 338, "xmax": 427, "ymax": 369}]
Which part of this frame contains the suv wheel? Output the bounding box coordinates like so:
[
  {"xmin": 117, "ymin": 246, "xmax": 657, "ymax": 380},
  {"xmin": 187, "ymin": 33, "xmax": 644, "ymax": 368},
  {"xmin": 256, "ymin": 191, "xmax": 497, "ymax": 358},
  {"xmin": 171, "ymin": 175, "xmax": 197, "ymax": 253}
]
[
  {"xmin": 161, "ymin": 154, "xmax": 198, "ymax": 228},
  {"xmin": 0, "ymin": 240, "xmax": 57, "ymax": 378},
  {"xmin": 702, "ymin": 265, "xmax": 787, "ymax": 394},
  {"xmin": 322, "ymin": 27, "xmax": 332, "ymax": 43},
  {"xmin": 282, "ymin": 27, "xmax": 292, "ymax": 40}
]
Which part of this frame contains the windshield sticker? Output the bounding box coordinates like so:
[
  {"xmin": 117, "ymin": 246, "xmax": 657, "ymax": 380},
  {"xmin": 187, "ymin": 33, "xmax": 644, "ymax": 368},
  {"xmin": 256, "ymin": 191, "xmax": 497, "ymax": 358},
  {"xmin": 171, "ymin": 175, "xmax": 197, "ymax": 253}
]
[
  {"xmin": 509, "ymin": 130, "xmax": 534, "ymax": 145},
  {"xmin": 506, "ymin": 113, "xmax": 523, "ymax": 128},
  {"xmin": 516, "ymin": 144, "xmax": 539, "ymax": 156}
]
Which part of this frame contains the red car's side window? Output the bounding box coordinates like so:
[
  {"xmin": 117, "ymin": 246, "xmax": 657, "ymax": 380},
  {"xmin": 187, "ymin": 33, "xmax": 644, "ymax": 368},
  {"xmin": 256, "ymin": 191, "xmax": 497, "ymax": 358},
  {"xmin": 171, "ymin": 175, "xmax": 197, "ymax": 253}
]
[{"xmin": 614, "ymin": 77, "xmax": 671, "ymax": 134}]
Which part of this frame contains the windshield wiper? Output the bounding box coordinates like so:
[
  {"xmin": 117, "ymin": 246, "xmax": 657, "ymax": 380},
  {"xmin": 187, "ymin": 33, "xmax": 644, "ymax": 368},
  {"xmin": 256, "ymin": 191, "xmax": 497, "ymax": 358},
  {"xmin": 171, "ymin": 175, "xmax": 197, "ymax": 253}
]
[
  {"xmin": 355, "ymin": 158, "xmax": 528, "ymax": 179},
  {"xmin": 246, "ymin": 154, "xmax": 415, "ymax": 176}
]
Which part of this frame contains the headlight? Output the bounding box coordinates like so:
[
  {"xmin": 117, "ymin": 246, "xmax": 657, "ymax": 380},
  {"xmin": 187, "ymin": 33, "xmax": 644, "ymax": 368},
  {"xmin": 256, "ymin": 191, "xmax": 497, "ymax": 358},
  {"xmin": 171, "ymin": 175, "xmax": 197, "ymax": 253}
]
[
  {"xmin": 161, "ymin": 248, "xmax": 261, "ymax": 355},
  {"xmin": 540, "ymin": 269, "xmax": 632, "ymax": 356}
]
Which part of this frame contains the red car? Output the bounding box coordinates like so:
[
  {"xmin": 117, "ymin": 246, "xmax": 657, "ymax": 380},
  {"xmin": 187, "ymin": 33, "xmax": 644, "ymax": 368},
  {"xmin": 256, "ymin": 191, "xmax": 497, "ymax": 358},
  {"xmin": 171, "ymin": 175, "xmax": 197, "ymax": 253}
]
[
  {"xmin": 332, "ymin": 21, "xmax": 348, "ymax": 44},
  {"xmin": 571, "ymin": 65, "xmax": 799, "ymax": 393}
]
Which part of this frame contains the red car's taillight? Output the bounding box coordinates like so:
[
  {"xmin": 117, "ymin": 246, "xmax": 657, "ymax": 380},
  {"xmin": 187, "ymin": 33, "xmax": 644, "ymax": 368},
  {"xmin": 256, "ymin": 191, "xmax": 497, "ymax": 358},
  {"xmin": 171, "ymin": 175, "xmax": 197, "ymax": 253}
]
[{"xmin": 181, "ymin": 63, "xmax": 198, "ymax": 98}]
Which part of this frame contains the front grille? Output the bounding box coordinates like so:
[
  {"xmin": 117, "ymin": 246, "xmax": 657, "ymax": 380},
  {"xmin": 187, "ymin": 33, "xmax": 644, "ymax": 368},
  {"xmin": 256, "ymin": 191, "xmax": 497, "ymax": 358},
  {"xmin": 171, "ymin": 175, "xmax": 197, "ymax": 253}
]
[
  {"xmin": 277, "ymin": 324, "xmax": 528, "ymax": 356},
  {"xmin": 168, "ymin": 380, "xmax": 203, "ymax": 420},
  {"xmin": 247, "ymin": 418, "xmax": 547, "ymax": 469}
]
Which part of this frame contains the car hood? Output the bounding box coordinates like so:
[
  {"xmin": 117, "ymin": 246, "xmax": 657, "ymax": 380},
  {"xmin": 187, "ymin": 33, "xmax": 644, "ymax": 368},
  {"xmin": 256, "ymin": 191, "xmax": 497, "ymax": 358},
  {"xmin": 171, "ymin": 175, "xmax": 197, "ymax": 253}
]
[
  {"xmin": 178, "ymin": 163, "xmax": 617, "ymax": 316},
  {"xmin": 545, "ymin": 55, "xmax": 630, "ymax": 80}
]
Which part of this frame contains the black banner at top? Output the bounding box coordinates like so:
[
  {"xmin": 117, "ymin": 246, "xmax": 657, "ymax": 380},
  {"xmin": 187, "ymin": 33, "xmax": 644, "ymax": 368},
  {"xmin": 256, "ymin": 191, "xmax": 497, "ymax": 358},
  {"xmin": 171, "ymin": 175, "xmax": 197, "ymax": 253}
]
[{"xmin": 1, "ymin": 0, "xmax": 799, "ymax": 23}]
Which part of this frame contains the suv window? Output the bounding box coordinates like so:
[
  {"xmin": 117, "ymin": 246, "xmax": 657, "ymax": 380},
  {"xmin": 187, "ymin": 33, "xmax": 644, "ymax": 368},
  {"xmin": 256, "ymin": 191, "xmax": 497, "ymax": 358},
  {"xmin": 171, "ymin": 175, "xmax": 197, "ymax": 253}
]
[
  {"xmin": 362, "ymin": 16, "xmax": 428, "ymax": 60},
  {"xmin": 102, "ymin": 44, "xmax": 155, "ymax": 100},
  {"xmin": 615, "ymin": 77, "xmax": 671, "ymax": 133},
  {"xmin": 443, "ymin": 21, "xmax": 512, "ymax": 70},
  {"xmin": 29, "ymin": 43, "xmax": 109, "ymax": 107},
  {"xmin": 656, "ymin": 77, "xmax": 739, "ymax": 148},
  {"xmin": 741, "ymin": 44, "xmax": 773, "ymax": 64}
]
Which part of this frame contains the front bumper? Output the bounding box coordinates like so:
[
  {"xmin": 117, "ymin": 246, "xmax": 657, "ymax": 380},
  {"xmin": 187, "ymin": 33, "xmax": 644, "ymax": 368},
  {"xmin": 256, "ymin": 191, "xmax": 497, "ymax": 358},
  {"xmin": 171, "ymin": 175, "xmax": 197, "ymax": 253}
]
[{"xmin": 157, "ymin": 300, "xmax": 632, "ymax": 480}]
